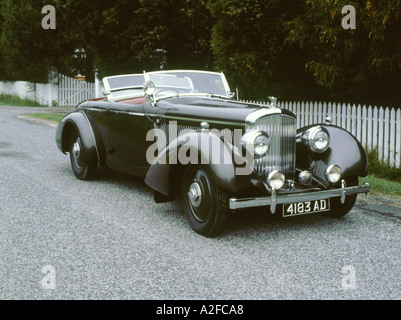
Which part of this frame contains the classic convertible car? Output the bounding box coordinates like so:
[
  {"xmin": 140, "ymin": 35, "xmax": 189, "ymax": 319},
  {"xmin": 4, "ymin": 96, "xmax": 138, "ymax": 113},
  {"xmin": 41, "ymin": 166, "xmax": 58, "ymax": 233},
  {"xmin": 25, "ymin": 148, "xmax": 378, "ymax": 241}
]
[{"xmin": 56, "ymin": 70, "xmax": 370, "ymax": 237}]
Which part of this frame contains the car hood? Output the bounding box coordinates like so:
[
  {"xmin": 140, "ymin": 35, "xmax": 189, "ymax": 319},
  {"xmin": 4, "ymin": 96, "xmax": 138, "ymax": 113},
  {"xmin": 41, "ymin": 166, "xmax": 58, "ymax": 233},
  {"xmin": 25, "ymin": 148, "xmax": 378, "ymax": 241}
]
[{"xmin": 157, "ymin": 96, "xmax": 280, "ymax": 125}]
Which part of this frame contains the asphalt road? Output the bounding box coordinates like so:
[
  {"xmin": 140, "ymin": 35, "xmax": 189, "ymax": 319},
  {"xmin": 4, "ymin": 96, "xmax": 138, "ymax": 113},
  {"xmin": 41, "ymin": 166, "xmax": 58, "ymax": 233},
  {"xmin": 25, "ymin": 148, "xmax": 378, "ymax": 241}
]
[{"xmin": 1, "ymin": 105, "xmax": 401, "ymax": 300}]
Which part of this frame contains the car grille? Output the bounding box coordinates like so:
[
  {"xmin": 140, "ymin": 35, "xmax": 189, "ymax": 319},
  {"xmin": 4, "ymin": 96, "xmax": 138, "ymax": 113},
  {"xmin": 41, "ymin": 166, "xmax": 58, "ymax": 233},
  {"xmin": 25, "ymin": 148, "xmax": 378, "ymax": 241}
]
[{"xmin": 249, "ymin": 115, "xmax": 297, "ymax": 180}]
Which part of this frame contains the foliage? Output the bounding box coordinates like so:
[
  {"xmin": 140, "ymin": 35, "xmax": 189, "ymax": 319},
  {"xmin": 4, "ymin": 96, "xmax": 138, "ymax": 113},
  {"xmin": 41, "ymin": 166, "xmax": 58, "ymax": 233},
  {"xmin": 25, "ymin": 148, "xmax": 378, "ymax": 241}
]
[
  {"xmin": 208, "ymin": 0, "xmax": 401, "ymax": 106},
  {"xmin": 65, "ymin": 0, "xmax": 214, "ymax": 78},
  {"xmin": 0, "ymin": 0, "xmax": 401, "ymax": 106},
  {"xmin": 0, "ymin": 93, "xmax": 46, "ymax": 107},
  {"xmin": 208, "ymin": 0, "xmax": 325, "ymax": 101},
  {"xmin": 365, "ymin": 148, "xmax": 401, "ymax": 183},
  {"xmin": 285, "ymin": 0, "xmax": 401, "ymax": 107},
  {"xmin": 0, "ymin": 0, "xmax": 87, "ymax": 82},
  {"xmin": 360, "ymin": 175, "xmax": 401, "ymax": 198}
]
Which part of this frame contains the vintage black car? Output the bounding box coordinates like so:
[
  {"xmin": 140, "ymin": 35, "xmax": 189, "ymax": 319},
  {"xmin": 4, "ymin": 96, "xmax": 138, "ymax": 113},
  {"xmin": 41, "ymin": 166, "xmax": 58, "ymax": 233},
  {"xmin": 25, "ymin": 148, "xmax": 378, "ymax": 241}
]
[{"xmin": 56, "ymin": 70, "xmax": 370, "ymax": 237}]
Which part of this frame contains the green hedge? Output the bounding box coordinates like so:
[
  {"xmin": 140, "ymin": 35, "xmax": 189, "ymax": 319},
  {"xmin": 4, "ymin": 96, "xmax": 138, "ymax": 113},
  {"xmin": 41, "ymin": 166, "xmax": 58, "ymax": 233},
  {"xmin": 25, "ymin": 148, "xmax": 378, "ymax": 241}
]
[
  {"xmin": 0, "ymin": 93, "xmax": 45, "ymax": 107},
  {"xmin": 366, "ymin": 149, "xmax": 401, "ymax": 182}
]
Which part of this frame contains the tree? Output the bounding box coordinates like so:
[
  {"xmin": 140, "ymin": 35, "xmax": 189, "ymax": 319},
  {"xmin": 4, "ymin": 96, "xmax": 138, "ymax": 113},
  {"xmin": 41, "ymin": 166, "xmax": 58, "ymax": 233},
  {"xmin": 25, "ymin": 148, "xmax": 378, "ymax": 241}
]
[
  {"xmin": 0, "ymin": 0, "xmax": 214, "ymax": 82},
  {"xmin": 68, "ymin": 0, "xmax": 214, "ymax": 78},
  {"xmin": 285, "ymin": 0, "xmax": 401, "ymax": 106},
  {"xmin": 208, "ymin": 0, "xmax": 325, "ymax": 101},
  {"xmin": 0, "ymin": 0, "xmax": 87, "ymax": 82}
]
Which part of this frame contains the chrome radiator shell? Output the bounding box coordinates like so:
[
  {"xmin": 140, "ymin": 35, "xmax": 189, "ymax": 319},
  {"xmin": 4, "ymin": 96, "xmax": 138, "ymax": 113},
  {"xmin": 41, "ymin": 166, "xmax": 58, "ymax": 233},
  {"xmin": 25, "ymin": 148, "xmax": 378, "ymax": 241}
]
[{"xmin": 248, "ymin": 115, "xmax": 297, "ymax": 180}]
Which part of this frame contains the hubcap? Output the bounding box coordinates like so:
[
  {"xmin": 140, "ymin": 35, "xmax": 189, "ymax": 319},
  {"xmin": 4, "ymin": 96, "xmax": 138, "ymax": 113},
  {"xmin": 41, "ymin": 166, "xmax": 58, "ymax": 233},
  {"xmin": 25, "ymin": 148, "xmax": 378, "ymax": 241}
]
[
  {"xmin": 72, "ymin": 138, "xmax": 83, "ymax": 169},
  {"xmin": 188, "ymin": 182, "xmax": 202, "ymax": 208},
  {"xmin": 72, "ymin": 141, "xmax": 81, "ymax": 160}
]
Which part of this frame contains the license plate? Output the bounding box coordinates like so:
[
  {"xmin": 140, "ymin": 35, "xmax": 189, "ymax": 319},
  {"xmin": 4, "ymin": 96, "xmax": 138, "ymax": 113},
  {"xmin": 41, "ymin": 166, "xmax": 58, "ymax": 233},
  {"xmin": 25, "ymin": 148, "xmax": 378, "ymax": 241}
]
[{"xmin": 283, "ymin": 199, "xmax": 330, "ymax": 217}]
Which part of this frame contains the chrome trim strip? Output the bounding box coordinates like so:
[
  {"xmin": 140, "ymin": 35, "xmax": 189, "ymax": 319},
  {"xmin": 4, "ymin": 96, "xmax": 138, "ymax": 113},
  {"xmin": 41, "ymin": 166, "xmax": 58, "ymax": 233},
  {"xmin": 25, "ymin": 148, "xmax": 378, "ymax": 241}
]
[
  {"xmin": 164, "ymin": 115, "xmax": 243, "ymax": 127},
  {"xmin": 245, "ymin": 108, "xmax": 282, "ymax": 125},
  {"xmin": 154, "ymin": 93, "xmax": 228, "ymax": 103},
  {"xmin": 86, "ymin": 108, "xmax": 146, "ymax": 117},
  {"xmin": 229, "ymin": 183, "xmax": 371, "ymax": 210}
]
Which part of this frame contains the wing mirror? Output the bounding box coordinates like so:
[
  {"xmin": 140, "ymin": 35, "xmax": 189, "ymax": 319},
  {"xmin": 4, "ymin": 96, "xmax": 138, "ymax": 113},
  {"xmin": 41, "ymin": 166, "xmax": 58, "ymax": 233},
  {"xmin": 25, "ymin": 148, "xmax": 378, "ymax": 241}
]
[{"xmin": 143, "ymin": 81, "xmax": 156, "ymax": 106}]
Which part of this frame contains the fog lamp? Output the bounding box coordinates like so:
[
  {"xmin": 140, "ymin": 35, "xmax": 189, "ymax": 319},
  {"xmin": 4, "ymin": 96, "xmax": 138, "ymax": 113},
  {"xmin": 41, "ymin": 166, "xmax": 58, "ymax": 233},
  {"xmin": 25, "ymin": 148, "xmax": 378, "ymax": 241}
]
[
  {"xmin": 267, "ymin": 170, "xmax": 285, "ymax": 190},
  {"xmin": 325, "ymin": 165, "xmax": 342, "ymax": 183},
  {"xmin": 299, "ymin": 170, "xmax": 312, "ymax": 186}
]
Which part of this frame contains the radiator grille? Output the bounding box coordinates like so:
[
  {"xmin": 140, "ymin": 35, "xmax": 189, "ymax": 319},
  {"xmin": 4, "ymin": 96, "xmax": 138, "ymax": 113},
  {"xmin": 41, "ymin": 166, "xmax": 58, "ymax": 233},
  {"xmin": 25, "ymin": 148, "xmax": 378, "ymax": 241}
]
[{"xmin": 250, "ymin": 115, "xmax": 296, "ymax": 180}]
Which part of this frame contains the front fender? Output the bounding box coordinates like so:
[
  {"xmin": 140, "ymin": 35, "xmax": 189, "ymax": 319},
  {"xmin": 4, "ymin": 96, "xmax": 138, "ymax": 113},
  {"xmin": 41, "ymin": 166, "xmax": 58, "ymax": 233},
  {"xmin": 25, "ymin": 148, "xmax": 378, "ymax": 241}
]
[
  {"xmin": 144, "ymin": 129, "xmax": 257, "ymax": 196},
  {"xmin": 297, "ymin": 124, "xmax": 368, "ymax": 180},
  {"xmin": 56, "ymin": 111, "xmax": 101, "ymax": 165}
]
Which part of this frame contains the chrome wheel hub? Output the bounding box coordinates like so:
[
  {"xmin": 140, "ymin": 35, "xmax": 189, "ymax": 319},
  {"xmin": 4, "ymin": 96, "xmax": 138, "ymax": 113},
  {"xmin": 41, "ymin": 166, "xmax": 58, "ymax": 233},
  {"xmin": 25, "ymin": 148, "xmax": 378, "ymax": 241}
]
[
  {"xmin": 188, "ymin": 182, "xmax": 202, "ymax": 208},
  {"xmin": 72, "ymin": 141, "xmax": 81, "ymax": 160}
]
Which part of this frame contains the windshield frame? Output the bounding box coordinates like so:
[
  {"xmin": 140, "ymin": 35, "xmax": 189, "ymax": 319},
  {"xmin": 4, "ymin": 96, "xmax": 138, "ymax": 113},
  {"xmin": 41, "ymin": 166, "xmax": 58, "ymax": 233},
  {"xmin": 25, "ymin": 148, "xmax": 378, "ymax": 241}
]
[
  {"xmin": 102, "ymin": 70, "xmax": 232, "ymax": 102},
  {"xmin": 144, "ymin": 70, "xmax": 231, "ymax": 101}
]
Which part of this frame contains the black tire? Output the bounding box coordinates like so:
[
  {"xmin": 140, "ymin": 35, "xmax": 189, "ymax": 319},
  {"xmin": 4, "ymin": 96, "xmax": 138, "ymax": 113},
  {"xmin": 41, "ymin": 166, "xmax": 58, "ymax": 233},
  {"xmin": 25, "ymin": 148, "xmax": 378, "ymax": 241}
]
[
  {"xmin": 327, "ymin": 177, "xmax": 358, "ymax": 218},
  {"xmin": 69, "ymin": 131, "xmax": 97, "ymax": 180},
  {"xmin": 181, "ymin": 166, "xmax": 229, "ymax": 237}
]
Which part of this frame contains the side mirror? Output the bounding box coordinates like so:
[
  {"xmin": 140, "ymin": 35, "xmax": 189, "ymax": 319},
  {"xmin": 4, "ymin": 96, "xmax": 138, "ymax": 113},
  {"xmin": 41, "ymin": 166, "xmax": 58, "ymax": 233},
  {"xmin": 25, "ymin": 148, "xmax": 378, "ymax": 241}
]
[
  {"xmin": 143, "ymin": 81, "xmax": 156, "ymax": 106},
  {"xmin": 228, "ymin": 92, "xmax": 236, "ymax": 100}
]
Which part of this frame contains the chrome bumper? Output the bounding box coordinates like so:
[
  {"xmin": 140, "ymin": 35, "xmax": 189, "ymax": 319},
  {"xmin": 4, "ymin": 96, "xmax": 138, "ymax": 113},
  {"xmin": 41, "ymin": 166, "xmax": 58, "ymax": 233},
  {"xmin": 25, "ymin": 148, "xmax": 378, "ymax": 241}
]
[{"xmin": 229, "ymin": 181, "xmax": 371, "ymax": 213}]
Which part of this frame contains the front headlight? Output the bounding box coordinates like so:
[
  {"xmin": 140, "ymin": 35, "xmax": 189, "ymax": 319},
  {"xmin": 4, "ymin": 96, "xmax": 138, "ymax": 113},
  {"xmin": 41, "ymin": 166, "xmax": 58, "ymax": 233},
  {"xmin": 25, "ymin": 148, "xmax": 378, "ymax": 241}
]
[
  {"xmin": 303, "ymin": 126, "xmax": 330, "ymax": 153},
  {"xmin": 242, "ymin": 130, "xmax": 270, "ymax": 158}
]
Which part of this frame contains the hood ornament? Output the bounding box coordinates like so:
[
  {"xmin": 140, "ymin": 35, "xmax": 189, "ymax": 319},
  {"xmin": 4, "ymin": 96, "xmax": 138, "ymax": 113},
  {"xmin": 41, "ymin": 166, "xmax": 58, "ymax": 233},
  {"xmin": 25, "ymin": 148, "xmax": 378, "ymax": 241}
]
[{"xmin": 268, "ymin": 96, "xmax": 278, "ymax": 108}]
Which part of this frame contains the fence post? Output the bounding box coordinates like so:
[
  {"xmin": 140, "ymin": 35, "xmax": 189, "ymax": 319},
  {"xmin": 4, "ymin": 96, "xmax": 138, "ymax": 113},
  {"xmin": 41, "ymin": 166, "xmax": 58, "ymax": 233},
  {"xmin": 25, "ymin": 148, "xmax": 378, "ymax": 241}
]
[
  {"xmin": 390, "ymin": 108, "xmax": 396, "ymax": 167},
  {"xmin": 367, "ymin": 106, "xmax": 372, "ymax": 151},
  {"xmin": 396, "ymin": 109, "xmax": 401, "ymax": 168}
]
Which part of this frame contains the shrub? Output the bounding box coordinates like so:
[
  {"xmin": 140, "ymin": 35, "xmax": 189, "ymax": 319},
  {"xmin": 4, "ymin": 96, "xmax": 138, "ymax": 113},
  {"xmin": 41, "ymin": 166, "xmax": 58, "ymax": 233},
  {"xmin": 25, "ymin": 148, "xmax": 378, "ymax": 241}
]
[{"xmin": 366, "ymin": 148, "xmax": 401, "ymax": 182}]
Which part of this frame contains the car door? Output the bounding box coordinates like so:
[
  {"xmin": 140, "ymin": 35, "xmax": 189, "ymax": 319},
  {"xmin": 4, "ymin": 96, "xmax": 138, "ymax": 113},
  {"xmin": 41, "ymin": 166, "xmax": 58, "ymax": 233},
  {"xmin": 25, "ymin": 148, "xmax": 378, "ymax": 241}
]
[
  {"xmin": 85, "ymin": 101, "xmax": 115, "ymax": 168},
  {"xmin": 105, "ymin": 99, "xmax": 157, "ymax": 177}
]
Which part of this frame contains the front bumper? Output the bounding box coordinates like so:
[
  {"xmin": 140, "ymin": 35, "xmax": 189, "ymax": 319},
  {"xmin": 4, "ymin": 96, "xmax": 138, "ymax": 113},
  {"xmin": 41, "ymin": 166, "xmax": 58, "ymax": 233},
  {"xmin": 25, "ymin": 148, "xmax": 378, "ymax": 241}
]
[{"xmin": 229, "ymin": 181, "xmax": 371, "ymax": 213}]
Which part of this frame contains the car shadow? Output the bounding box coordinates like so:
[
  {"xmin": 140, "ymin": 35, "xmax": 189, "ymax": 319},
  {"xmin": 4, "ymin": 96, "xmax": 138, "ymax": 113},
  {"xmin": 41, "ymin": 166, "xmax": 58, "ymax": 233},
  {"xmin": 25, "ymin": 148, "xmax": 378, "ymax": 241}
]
[{"xmin": 61, "ymin": 164, "xmax": 346, "ymax": 237}]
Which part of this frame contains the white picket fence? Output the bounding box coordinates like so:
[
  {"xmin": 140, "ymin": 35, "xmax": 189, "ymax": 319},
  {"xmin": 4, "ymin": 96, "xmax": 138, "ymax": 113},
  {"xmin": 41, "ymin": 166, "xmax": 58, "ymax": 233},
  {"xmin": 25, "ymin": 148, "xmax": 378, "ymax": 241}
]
[
  {"xmin": 244, "ymin": 100, "xmax": 401, "ymax": 168},
  {"xmin": 57, "ymin": 74, "xmax": 96, "ymax": 107},
  {"xmin": 0, "ymin": 73, "xmax": 103, "ymax": 107}
]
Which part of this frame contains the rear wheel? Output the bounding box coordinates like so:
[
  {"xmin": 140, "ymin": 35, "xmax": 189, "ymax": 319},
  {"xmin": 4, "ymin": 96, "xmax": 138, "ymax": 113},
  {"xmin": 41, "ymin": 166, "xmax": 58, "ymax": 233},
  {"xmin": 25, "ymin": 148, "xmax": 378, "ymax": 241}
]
[
  {"xmin": 327, "ymin": 177, "xmax": 358, "ymax": 218},
  {"xmin": 181, "ymin": 166, "xmax": 229, "ymax": 237},
  {"xmin": 69, "ymin": 132, "xmax": 97, "ymax": 180}
]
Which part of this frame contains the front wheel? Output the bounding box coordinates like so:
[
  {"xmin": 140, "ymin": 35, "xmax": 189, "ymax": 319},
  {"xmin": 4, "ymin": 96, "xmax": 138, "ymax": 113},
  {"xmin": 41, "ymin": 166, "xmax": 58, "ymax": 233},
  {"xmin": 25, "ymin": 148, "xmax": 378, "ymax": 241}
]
[
  {"xmin": 181, "ymin": 166, "xmax": 229, "ymax": 237},
  {"xmin": 69, "ymin": 132, "xmax": 97, "ymax": 180},
  {"xmin": 327, "ymin": 177, "xmax": 358, "ymax": 218}
]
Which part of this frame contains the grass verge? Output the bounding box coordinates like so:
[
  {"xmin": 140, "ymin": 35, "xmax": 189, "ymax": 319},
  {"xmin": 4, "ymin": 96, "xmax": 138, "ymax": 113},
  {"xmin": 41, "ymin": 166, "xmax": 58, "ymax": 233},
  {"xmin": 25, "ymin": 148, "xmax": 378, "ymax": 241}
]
[
  {"xmin": 0, "ymin": 93, "xmax": 47, "ymax": 107},
  {"xmin": 26, "ymin": 113, "xmax": 65, "ymax": 123},
  {"xmin": 360, "ymin": 175, "xmax": 401, "ymax": 198}
]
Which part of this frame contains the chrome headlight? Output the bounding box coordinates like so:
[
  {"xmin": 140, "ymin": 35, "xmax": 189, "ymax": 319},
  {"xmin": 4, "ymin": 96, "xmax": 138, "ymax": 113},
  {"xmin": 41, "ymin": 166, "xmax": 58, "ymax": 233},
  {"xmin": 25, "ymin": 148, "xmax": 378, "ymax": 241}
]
[
  {"xmin": 242, "ymin": 130, "xmax": 270, "ymax": 158},
  {"xmin": 303, "ymin": 126, "xmax": 330, "ymax": 153}
]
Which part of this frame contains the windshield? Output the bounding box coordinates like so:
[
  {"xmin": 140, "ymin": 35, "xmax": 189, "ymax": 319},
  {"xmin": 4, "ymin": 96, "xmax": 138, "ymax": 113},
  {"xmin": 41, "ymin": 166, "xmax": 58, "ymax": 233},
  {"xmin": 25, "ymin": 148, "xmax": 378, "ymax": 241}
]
[
  {"xmin": 102, "ymin": 70, "xmax": 230, "ymax": 101},
  {"xmin": 104, "ymin": 74, "xmax": 145, "ymax": 99},
  {"xmin": 146, "ymin": 71, "xmax": 229, "ymax": 97}
]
